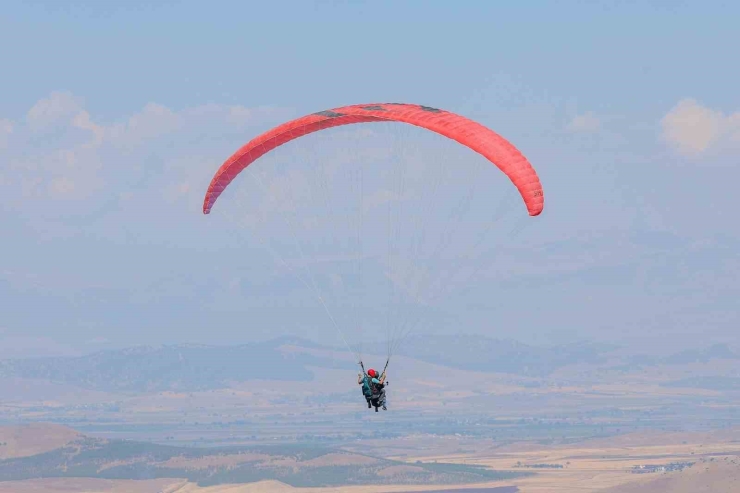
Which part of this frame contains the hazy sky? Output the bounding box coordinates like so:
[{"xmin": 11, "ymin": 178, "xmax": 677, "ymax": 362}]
[{"xmin": 1, "ymin": 0, "xmax": 739, "ymax": 357}]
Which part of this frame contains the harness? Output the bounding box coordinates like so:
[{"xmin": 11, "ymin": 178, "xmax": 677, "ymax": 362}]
[{"xmin": 361, "ymin": 375, "xmax": 373, "ymax": 397}]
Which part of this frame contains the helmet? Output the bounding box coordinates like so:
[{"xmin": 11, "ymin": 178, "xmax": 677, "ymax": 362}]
[{"xmin": 367, "ymin": 369, "xmax": 377, "ymax": 377}]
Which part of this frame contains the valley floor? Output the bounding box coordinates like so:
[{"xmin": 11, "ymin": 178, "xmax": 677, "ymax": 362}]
[{"xmin": 2, "ymin": 429, "xmax": 739, "ymax": 493}]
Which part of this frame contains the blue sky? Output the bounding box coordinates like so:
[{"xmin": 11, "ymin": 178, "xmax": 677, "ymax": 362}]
[{"xmin": 1, "ymin": 0, "xmax": 739, "ymax": 356}]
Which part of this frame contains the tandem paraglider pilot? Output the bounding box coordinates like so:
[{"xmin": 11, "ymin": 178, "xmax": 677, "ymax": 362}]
[{"xmin": 358, "ymin": 367, "xmax": 387, "ymax": 412}]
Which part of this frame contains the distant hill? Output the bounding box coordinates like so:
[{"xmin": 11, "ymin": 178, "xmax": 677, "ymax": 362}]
[
  {"xmin": 0, "ymin": 334, "xmax": 616, "ymax": 393},
  {"xmin": 0, "ymin": 337, "xmax": 345, "ymax": 392},
  {"xmin": 662, "ymin": 343, "xmax": 740, "ymax": 365},
  {"xmin": 623, "ymin": 343, "xmax": 740, "ymax": 370},
  {"xmin": 385, "ymin": 334, "xmax": 616, "ymax": 376},
  {"xmin": 1, "ymin": 336, "xmax": 738, "ymax": 394},
  {"xmin": 661, "ymin": 376, "xmax": 740, "ymax": 391}
]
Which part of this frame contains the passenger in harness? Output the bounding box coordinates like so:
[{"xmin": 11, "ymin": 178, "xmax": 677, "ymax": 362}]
[{"xmin": 358, "ymin": 370, "xmax": 374, "ymax": 408}]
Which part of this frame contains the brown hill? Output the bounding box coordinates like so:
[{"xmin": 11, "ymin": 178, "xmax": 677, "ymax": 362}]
[
  {"xmin": 0, "ymin": 423, "xmax": 81, "ymax": 459},
  {"xmin": 0, "ymin": 478, "xmax": 185, "ymax": 493}
]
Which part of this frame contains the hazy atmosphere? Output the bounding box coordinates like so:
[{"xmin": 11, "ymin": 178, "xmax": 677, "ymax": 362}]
[{"xmin": 1, "ymin": 2, "xmax": 739, "ymax": 492}]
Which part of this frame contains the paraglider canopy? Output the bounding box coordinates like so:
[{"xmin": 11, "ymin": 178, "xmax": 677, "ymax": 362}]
[{"xmin": 203, "ymin": 103, "xmax": 543, "ymax": 217}]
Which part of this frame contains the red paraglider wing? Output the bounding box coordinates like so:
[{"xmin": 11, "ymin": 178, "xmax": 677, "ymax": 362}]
[{"xmin": 203, "ymin": 103, "xmax": 544, "ymax": 216}]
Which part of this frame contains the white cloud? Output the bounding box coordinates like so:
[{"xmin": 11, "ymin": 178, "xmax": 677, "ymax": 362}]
[
  {"xmin": 163, "ymin": 181, "xmax": 192, "ymax": 204},
  {"xmin": 107, "ymin": 102, "xmax": 180, "ymax": 146},
  {"xmin": 228, "ymin": 105, "xmax": 263, "ymax": 126},
  {"xmin": 1, "ymin": 92, "xmax": 291, "ymax": 209},
  {"xmin": 49, "ymin": 176, "xmax": 76, "ymax": 196},
  {"xmin": 6, "ymin": 144, "xmax": 104, "ymax": 202},
  {"xmin": 0, "ymin": 118, "xmax": 12, "ymax": 148},
  {"xmin": 567, "ymin": 112, "xmax": 600, "ymax": 133},
  {"xmin": 26, "ymin": 91, "xmax": 83, "ymax": 129},
  {"xmin": 72, "ymin": 110, "xmax": 104, "ymax": 146},
  {"xmin": 0, "ymin": 92, "xmax": 107, "ymax": 202},
  {"xmin": 661, "ymin": 98, "xmax": 740, "ymax": 156},
  {"xmin": 105, "ymin": 102, "xmax": 290, "ymax": 148}
]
